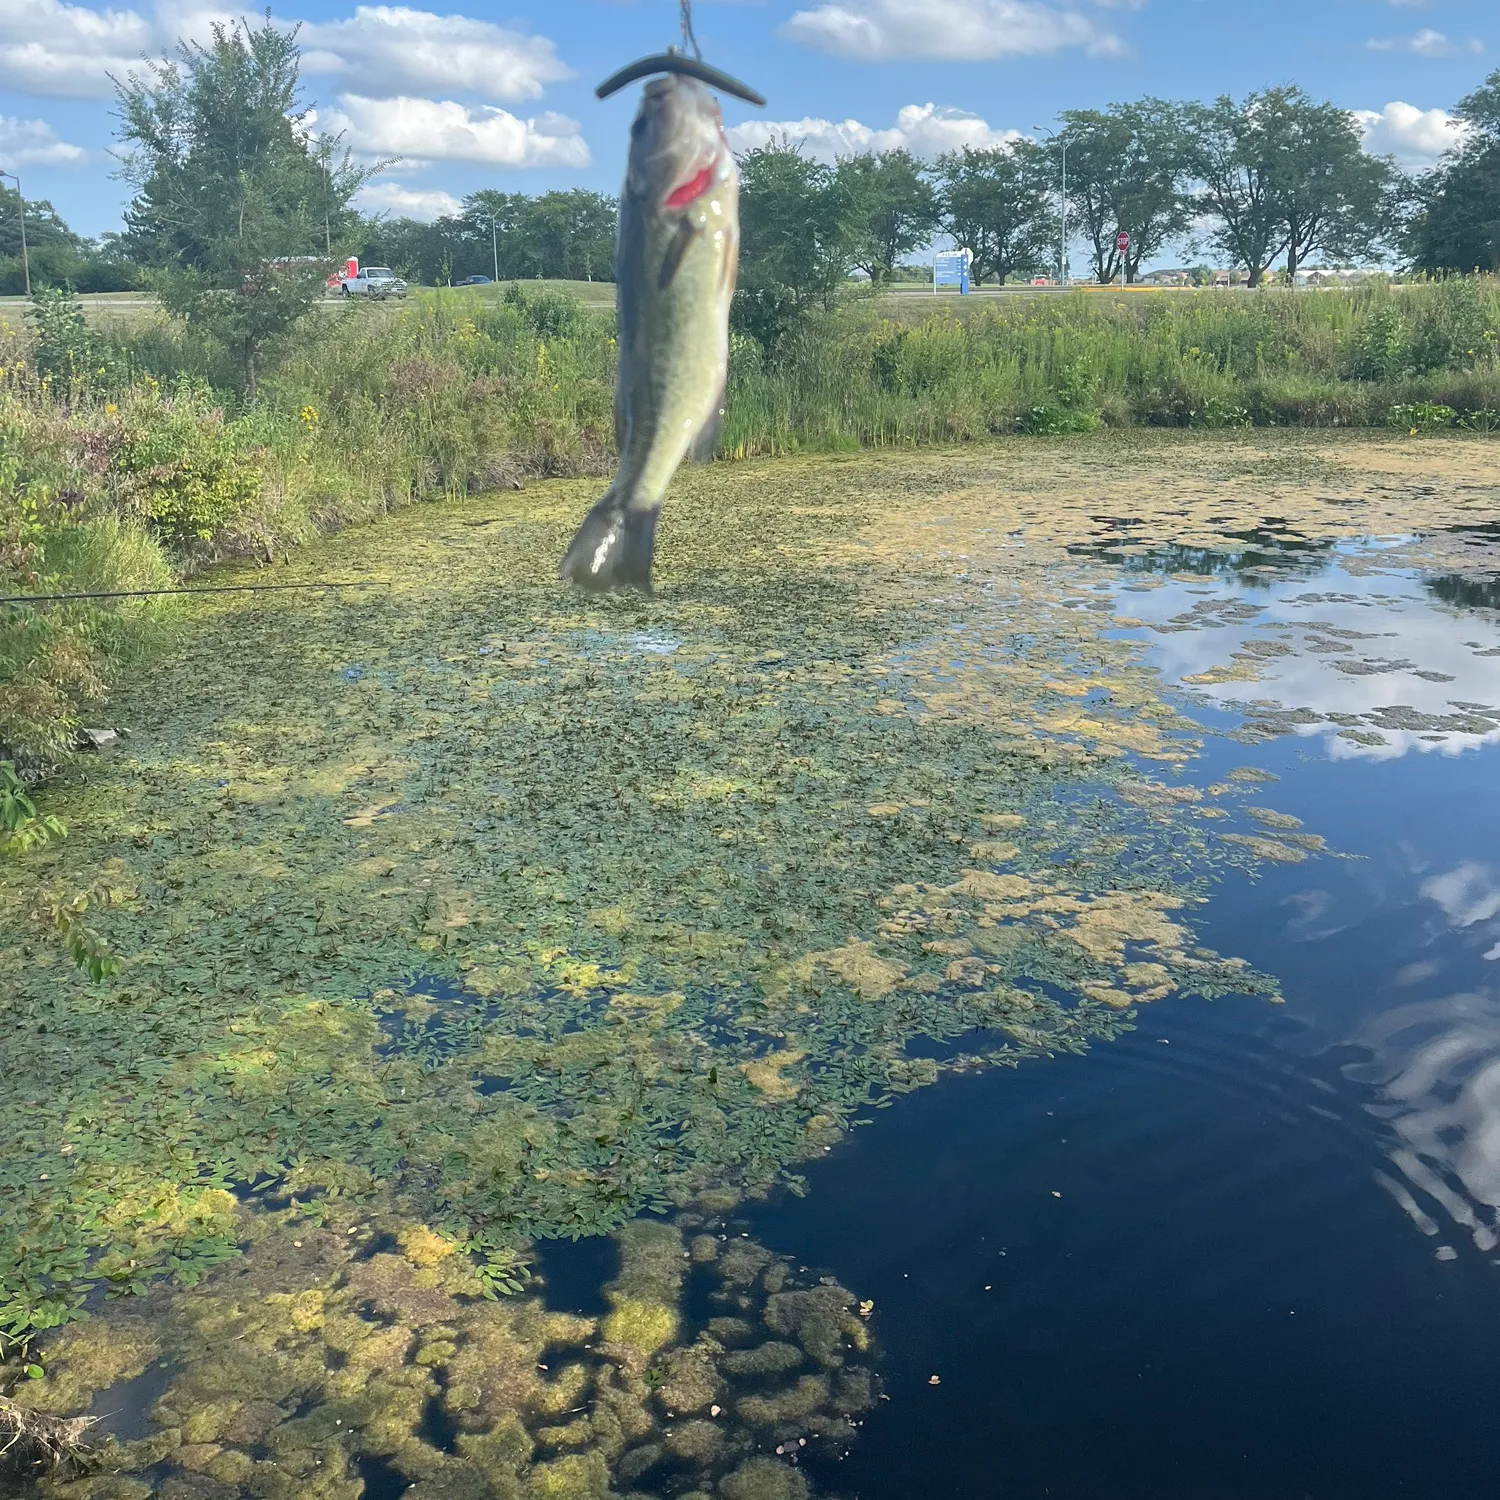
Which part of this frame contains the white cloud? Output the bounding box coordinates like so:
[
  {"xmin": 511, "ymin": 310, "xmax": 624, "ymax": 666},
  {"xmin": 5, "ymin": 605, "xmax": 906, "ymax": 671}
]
[
  {"xmin": 780, "ymin": 0, "xmax": 1126, "ymax": 63},
  {"xmin": 354, "ymin": 179, "xmax": 460, "ymax": 220},
  {"xmin": 726, "ymin": 103, "xmax": 1022, "ymax": 163},
  {"xmin": 1355, "ymin": 100, "xmax": 1470, "ymax": 167},
  {"xmin": 0, "ymin": 0, "xmax": 153, "ymax": 98},
  {"xmin": 0, "ymin": 1, "xmax": 570, "ymax": 103},
  {"xmin": 1367, "ymin": 29, "xmax": 1483, "ymax": 58},
  {"xmin": 321, "ymin": 94, "xmax": 589, "ymax": 168},
  {"xmin": 1421, "ymin": 863, "xmax": 1500, "ymax": 929},
  {"xmin": 0, "ymin": 113, "xmax": 88, "ymax": 167},
  {"xmin": 299, "ymin": 6, "xmax": 570, "ymax": 102}
]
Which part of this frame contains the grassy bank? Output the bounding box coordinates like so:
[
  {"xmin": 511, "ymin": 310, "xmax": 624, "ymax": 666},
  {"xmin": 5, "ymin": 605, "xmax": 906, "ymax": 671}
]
[{"xmin": 3, "ymin": 278, "xmax": 1498, "ymax": 773}]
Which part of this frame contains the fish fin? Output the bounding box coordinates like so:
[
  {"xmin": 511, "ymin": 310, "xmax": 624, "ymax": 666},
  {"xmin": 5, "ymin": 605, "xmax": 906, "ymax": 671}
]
[
  {"xmin": 690, "ymin": 379, "xmax": 726, "ymax": 463},
  {"xmin": 658, "ymin": 218, "xmax": 698, "ymax": 291},
  {"xmin": 559, "ymin": 493, "xmax": 659, "ymax": 593}
]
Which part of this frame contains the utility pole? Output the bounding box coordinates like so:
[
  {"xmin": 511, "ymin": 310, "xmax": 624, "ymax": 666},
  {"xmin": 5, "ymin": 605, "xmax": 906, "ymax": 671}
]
[
  {"xmin": 490, "ymin": 213, "xmax": 499, "ymax": 283},
  {"xmin": 1034, "ymin": 126, "xmax": 1067, "ymax": 285},
  {"xmin": 1, "ymin": 171, "xmax": 30, "ymax": 296}
]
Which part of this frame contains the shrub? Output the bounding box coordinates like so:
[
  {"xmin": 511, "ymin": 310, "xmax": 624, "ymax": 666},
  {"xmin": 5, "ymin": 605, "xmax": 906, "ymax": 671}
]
[
  {"xmin": 1019, "ymin": 404, "xmax": 1102, "ymax": 435},
  {"xmin": 1343, "ymin": 301, "xmax": 1410, "ymax": 382},
  {"xmin": 0, "ymin": 759, "xmax": 66, "ymax": 856},
  {"xmin": 28, "ymin": 287, "xmax": 123, "ymax": 399},
  {"xmin": 502, "ymin": 283, "xmax": 595, "ymax": 341},
  {"xmin": 1407, "ymin": 278, "xmax": 1495, "ymax": 374},
  {"xmin": 1387, "ymin": 401, "xmax": 1457, "ymax": 434},
  {"xmin": 112, "ymin": 388, "xmax": 262, "ymax": 546}
]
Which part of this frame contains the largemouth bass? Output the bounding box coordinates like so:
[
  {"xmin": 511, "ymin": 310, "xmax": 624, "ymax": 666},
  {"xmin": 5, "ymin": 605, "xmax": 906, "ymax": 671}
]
[{"xmin": 559, "ymin": 73, "xmax": 739, "ymax": 592}]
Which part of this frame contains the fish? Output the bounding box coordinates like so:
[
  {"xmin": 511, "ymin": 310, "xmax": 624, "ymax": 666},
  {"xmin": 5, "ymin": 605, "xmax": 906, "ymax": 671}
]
[{"xmin": 559, "ymin": 72, "xmax": 740, "ymax": 592}]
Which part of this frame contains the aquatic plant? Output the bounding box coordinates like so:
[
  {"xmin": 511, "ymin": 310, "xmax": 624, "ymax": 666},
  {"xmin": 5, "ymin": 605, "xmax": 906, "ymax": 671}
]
[
  {"xmin": 1386, "ymin": 401, "xmax": 1457, "ymax": 435},
  {"xmin": 8, "ymin": 429, "xmax": 1495, "ymax": 1494},
  {"xmin": 0, "ymin": 441, "xmax": 1325, "ymax": 1364},
  {"xmin": 6, "ymin": 1207, "xmax": 874, "ymax": 1499}
]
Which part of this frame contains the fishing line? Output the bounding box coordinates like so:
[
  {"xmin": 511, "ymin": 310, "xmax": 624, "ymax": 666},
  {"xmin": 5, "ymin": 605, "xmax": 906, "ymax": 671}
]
[
  {"xmin": 0, "ymin": 581, "xmax": 389, "ymax": 606},
  {"xmin": 679, "ymin": 0, "xmax": 702, "ymax": 60}
]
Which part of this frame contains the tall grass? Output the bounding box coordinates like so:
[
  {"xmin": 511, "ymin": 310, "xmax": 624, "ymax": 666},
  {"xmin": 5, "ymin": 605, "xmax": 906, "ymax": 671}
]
[
  {"xmin": 4, "ymin": 278, "xmax": 1498, "ymax": 773},
  {"xmin": 723, "ymin": 278, "xmax": 1500, "ymax": 453}
]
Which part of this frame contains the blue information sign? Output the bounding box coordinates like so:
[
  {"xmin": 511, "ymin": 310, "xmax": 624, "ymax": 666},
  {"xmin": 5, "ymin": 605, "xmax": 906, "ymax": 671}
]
[{"xmin": 933, "ymin": 250, "xmax": 971, "ymax": 294}]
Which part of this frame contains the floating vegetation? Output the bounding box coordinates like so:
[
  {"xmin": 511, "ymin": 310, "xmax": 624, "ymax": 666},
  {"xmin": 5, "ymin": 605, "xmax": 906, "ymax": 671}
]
[{"xmin": 11, "ymin": 430, "xmax": 1491, "ymax": 1492}]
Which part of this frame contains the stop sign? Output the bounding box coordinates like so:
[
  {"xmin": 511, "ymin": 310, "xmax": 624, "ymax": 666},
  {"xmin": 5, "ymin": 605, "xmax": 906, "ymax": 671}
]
[{"xmin": 1116, "ymin": 230, "xmax": 1130, "ymax": 253}]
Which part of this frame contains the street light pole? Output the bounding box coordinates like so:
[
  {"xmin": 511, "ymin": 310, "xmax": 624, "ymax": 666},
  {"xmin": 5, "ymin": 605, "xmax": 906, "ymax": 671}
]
[
  {"xmin": 1034, "ymin": 126, "xmax": 1067, "ymax": 286},
  {"xmin": 490, "ymin": 214, "xmax": 499, "ymax": 283},
  {"xmin": 1, "ymin": 171, "xmax": 30, "ymax": 296}
]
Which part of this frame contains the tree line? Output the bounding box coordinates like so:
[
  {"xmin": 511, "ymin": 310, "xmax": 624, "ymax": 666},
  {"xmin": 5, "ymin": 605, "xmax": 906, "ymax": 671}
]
[
  {"xmin": 37, "ymin": 13, "xmax": 1497, "ymax": 390},
  {"xmin": 347, "ymin": 80, "xmax": 1500, "ymax": 359},
  {"xmin": 356, "ymin": 190, "xmax": 616, "ymax": 287},
  {"xmin": 0, "ymin": 184, "xmax": 138, "ymax": 296}
]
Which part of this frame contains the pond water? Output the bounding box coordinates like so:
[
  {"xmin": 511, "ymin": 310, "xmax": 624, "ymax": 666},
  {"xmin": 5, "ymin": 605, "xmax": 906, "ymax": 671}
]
[
  {"xmin": 6, "ymin": 435, "xmax": 1500, "ymax": 1500},
  {"xmin": 753, "ymin": 545, "xmax": 1500, "ymax": 1500}
]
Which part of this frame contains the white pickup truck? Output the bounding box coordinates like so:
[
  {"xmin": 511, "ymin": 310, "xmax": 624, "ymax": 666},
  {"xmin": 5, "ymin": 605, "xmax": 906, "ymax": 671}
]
[{"xmin": 340, "ymin": 266, "xmax": 408, "ymax": 299}]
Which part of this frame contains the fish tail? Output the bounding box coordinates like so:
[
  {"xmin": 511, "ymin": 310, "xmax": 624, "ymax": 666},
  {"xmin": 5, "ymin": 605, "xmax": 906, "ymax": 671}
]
[{"xmin": 558, "ymin": 487, "xmax": 659, "ymax": 593}]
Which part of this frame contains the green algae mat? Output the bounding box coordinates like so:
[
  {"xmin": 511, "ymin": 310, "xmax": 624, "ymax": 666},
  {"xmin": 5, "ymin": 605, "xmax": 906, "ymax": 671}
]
[{"xmin": 5, "ymin": 431, "xmax": 1498, "ymax": 1499}]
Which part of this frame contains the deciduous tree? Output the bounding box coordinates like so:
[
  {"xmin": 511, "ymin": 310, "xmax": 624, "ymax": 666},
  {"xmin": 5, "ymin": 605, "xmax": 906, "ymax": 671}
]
[
  {"xmin": 115, "ymin": 15, "xmax": 382, "ymax": 392},
  {"xmin": 932, "ymin": 141, "xmax": 1055, "ymax": 286},
  {"xmin": 1054, "ymin": 100, "xmax": 1192, "ymax": 283},
  {"xmin": 1183, "ymin": 88, "xmax": 1392, "ymax": 286},
  {"xmin": 836, "ymin": 149, "xmax": 939, "ymax": 285},
  {"xmin": 1407, "ymin": 68, "xmax": 1500, "ymax": 274},
  {"xmin": 733, "ymin": 141, "xmax": 858, "ymax": 348}
]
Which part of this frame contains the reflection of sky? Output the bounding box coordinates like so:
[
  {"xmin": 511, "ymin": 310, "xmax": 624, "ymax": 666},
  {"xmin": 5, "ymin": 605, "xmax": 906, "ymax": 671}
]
[
  {"xmin": 1168, "ymin": 661, "xmax": 1500, "ymax": 1263},
  {"xmin": 1074, "ymin": 536, "xmax": 1500, "ymax": 1259},
  {"xmin": 1350, "ymin": 990, "xmax": 1500, "ymax": 1254},
  {"xmin": 1359, "ymin": 861, "xmax": 1500, "ymax": 1252},
  {"xmin": 1110, "ymin": 543, "xmax": 1500, "ymax": 761}
]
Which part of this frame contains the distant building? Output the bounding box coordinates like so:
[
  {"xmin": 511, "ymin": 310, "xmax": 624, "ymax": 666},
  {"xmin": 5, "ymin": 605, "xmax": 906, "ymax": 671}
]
[{"xmin": 1294, "ymin": 267, "xmax": 1383, "ymax": 287}]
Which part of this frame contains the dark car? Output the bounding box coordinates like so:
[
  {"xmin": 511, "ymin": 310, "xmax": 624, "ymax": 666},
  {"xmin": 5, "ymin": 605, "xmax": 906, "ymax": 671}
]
[{"xmin": 456, "ymin": 275, "xmax": 493, "ymax": 286}]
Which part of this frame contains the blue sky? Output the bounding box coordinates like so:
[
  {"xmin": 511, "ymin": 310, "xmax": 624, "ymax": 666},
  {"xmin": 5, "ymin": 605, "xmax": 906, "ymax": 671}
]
[{"xmin": 0, "ymin": 0, "xmax": 1494, "ymax": 241}]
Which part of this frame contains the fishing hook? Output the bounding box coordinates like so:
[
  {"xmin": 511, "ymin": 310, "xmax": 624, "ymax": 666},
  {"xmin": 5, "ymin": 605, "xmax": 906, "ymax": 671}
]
[{"xmin": 596, "ymin": 0, "xmax": 766, "ymax": 107}]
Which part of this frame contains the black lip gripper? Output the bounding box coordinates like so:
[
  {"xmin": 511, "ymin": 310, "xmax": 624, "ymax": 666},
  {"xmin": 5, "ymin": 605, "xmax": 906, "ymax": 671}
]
[{"xmin": 595, "ymin": 53, "xmax": 766, "ymax": 108}]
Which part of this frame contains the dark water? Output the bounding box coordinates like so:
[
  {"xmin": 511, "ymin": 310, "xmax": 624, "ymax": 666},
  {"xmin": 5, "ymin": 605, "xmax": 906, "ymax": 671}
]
[{"xmin": 751, "ymin": 543, "xmax": 1500, "ymax": 1500}]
